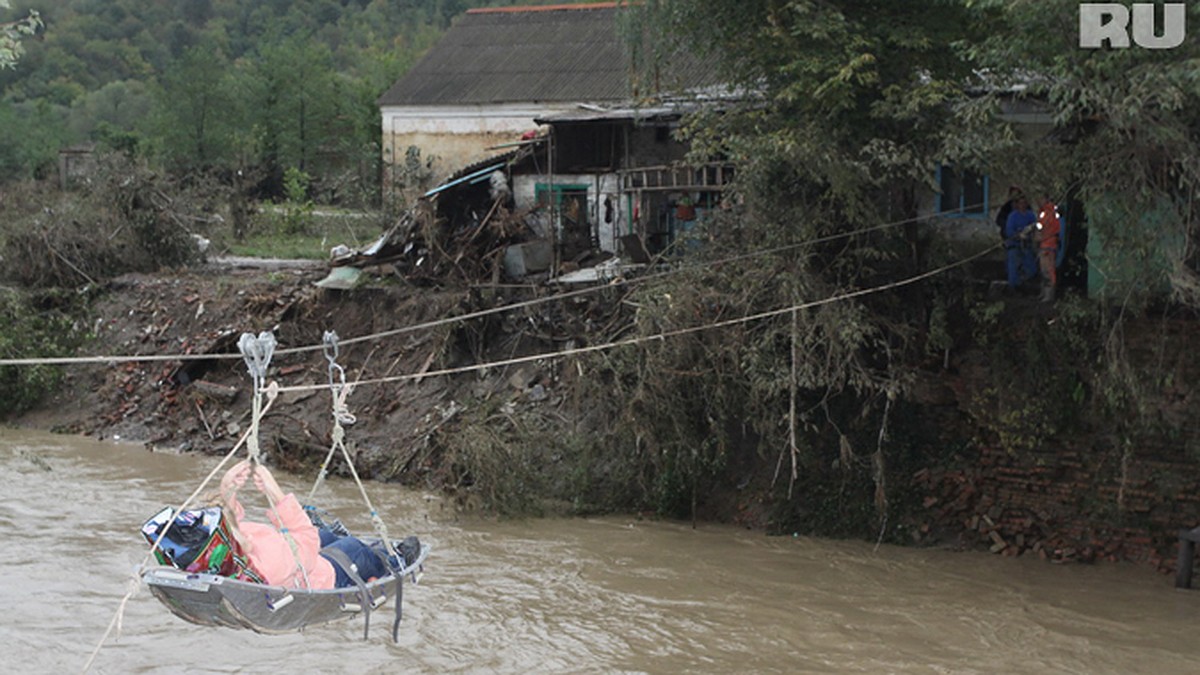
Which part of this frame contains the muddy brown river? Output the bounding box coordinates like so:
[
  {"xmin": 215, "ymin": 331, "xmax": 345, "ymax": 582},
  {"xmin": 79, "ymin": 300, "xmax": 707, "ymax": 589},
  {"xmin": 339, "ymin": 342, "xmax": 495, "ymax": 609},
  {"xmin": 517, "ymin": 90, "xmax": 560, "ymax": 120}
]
[{"xmin": 3, "ymin": 429, "xmax": 1200, "ymax": 674}]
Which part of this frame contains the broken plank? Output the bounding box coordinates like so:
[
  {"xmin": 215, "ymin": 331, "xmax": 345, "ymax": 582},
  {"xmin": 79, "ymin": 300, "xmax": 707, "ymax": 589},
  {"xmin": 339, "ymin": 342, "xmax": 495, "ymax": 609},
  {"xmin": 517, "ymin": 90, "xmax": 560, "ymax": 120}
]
[{"xmin": 191, "ymin": 379, "xmax": 239, "ymax": 404}]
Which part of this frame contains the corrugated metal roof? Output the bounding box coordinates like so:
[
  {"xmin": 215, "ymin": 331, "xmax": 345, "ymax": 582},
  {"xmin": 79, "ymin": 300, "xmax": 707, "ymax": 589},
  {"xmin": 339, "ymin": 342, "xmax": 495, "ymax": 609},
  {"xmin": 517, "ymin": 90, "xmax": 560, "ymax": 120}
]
[
  {"xmin": 377, "ymin": 4, "xmax": 713, "ymax": 107},
  {"xmin": 531, "ymin": 101, "xmax": 720, "ymax": 124}
]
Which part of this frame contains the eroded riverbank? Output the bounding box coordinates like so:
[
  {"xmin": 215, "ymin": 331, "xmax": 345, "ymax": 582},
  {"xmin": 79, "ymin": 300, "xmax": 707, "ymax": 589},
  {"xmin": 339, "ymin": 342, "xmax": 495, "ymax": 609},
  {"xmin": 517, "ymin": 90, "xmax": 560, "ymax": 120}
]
[{"xmin": 10, "ymin": 264, "xmax": 1200, "ymax": 577}]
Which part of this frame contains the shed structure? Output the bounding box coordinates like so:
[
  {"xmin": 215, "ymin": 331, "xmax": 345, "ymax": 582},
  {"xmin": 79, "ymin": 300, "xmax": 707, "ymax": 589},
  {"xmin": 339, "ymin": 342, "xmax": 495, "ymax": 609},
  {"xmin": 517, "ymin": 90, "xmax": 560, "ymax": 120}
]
[{"xmin": 377, "ymin": 2, "xmax": 707, "ymax": 206}]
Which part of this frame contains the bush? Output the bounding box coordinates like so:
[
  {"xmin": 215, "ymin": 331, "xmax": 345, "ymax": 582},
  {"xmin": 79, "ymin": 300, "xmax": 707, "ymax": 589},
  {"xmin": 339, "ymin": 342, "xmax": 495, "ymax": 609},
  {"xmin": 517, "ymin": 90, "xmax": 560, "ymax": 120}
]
[
  {"xmin": 0, "ymin": 287, "xmax": 87, "ymax": 415},
  {"xmin": 0, "ymin": 154, "xmax": 213, "ymax": 288}
]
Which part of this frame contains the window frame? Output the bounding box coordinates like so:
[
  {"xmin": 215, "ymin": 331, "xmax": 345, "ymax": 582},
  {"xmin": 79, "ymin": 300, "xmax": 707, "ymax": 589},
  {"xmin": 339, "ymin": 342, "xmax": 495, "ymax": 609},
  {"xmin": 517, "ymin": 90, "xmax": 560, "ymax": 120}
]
[{"xmin": 935, "ymin": 164, "xmax": 990, "ymax": 219}]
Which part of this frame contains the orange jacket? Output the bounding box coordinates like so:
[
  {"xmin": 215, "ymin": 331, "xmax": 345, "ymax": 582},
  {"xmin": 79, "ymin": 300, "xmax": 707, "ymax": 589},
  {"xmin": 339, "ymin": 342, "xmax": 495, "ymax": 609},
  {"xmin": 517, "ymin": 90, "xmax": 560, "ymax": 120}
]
[{"xmin": 1037, "ymin": 202, "xmax": 1061, "ymax": 250}]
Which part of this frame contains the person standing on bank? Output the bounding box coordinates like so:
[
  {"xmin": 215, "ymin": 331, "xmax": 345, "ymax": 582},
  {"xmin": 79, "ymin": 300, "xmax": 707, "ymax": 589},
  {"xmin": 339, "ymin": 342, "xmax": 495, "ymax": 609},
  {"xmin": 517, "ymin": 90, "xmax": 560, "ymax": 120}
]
[
  {"xmin": 995, "ymin": 185, "xmax": 1023, "ymax": 242},
  {"xmin": 1035, "ymin": 195, "xmax": 1062, "ymax": 302},
  {"xmin": 1004, "ymin": 196, "xmax": 1037, "ymax": 289}
]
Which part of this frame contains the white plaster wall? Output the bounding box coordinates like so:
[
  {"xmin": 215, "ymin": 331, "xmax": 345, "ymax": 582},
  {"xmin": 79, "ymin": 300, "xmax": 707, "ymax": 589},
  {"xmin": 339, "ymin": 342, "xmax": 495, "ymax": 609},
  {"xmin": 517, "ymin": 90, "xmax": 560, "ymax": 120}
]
[{"xmin": 381, "ymin": 103, "xmax": 569, "ymax": 189}]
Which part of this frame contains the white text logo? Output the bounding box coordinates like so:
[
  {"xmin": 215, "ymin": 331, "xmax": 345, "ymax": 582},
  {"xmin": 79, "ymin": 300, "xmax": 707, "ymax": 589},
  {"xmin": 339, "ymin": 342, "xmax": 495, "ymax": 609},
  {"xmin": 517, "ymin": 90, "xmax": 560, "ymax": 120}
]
[{"xmin": 1079, "ymin": 3, "xmax": 1186, "ymax": 49}]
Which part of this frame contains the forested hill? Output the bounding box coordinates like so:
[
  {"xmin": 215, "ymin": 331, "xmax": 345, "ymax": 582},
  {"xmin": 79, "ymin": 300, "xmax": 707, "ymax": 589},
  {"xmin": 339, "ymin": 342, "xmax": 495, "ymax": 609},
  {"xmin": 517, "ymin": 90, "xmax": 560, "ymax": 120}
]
[{"xmin": 0, "ymin": 0, "xmax": 585, "ymax": 193}]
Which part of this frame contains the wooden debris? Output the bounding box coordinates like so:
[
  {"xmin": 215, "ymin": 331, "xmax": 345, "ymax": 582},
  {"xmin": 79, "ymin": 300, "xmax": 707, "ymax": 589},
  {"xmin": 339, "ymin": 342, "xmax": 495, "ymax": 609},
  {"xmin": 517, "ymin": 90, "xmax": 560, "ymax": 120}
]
[{"xmin": 192, "ymin": 379, "xmax": 238, "ymax": 403}]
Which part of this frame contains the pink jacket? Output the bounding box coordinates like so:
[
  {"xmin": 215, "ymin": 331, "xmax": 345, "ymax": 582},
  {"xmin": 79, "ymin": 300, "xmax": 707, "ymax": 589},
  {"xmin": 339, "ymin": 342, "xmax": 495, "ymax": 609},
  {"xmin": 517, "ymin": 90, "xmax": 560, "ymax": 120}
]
[{"xmin": 227, "ymin": 493, "xmax": 336, "ymax": 590}]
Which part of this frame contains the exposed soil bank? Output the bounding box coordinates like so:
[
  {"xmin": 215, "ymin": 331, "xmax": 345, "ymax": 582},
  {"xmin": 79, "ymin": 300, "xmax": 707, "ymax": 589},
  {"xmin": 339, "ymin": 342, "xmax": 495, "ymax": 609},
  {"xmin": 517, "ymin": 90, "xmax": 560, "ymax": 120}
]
[
  {"xmin": 16, "ymin": 262, "xmax": 473, "ymax": 486},
  {"xmin": 10, "ymin": 265, "xmax": 1200, "ymax": 579}
]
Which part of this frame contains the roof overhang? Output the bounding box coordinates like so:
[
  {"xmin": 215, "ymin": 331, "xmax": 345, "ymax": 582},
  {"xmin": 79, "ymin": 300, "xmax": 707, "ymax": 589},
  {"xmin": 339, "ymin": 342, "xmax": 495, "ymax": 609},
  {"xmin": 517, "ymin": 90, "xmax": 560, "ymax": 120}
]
[{"xmin": 535, "ymin": 102, "xmax": 697, "ymax": 125}]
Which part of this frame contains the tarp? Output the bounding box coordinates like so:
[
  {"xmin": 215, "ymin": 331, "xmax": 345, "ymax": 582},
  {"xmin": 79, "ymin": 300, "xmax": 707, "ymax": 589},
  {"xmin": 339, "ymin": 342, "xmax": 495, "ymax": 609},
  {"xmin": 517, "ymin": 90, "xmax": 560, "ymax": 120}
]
[{"xmin": 423, "ymin": 163, "xmax": 506, "ymax": 198}]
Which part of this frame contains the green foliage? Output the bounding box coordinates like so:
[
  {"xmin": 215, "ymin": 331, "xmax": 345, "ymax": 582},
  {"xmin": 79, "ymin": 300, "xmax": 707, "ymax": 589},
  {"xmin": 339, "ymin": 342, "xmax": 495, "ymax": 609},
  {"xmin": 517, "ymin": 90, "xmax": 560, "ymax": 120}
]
[
  {"xmin": 968, "ymin": 299, "xmax": 1007, "ymax": 347},
  {"xmin": 68, "ymin": 79, "xmax": 150, "ymax": 149},
  {"xmin": 146, "ymin": 42, "xmax": 238, "ymax": 169},
  {"xmin": 625, "ymin": 0, "xmax": 989, "ymax": 227},
  {"xmin": 0, "ymin": 286, "xmax": 85, "ymax": 415},
  {"xmin": 0, "ymin": 98, "xmax": 70, "ymax": 180},
  {"xmin": 242, "ymin": 35, "xmax": 338, "ymax": 179},
  {"xmin": 953, "ymin": 0, "xmax": 1200, "ymax": 308},
  {"xmin": 279, "ymin": 166, "xmax": 313, "ymax": 234},
  {"xmin": 0, "ymin": 2, "xmax": 40, "ymax": 70},
  {"xmin": 606, "ymin": 0, "xmax": 992, "ymax": 526},
  {"xmin": 0, "ymin": 0, "xmax": 519, "ymax": 199},
  {"xmin": 926, "ymin": 295, "xmax": 953, "ymax": 357},
  {"xmin": 228, "ymin": 210, "xmax": 384, "ymax": 260},
  {"xmin": 965, "ymin": 296, "xmax": 1098, "ymax": 456}
]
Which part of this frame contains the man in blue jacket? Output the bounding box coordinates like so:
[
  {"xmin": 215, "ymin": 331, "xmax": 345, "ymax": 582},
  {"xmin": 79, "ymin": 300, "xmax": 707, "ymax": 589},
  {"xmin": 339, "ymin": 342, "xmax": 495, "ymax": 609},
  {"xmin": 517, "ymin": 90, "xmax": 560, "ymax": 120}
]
[{"xmin": 1004, "ymin": 196, "xmax": 1037, "ymax": 289}]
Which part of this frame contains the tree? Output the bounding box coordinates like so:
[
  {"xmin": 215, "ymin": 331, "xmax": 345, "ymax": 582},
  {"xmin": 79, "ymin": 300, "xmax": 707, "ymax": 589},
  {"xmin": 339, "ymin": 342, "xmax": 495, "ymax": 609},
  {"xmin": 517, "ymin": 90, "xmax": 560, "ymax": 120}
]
[
  {"xmin": 0, "ymin": 99, "xmax": 70, "ymax": 180},
  {"xmin": 147, "ymin": 42, "xmax": 239, "ymax": 169},
  {"xmin": 240, "ymin": 32, "xmax": 341, "ymax": 196},
  {"xmin": 68, "ymin": 79, "xmax": 151, "ymax": 151},
  {"xmin": 601, "ymin": 0, "xmax": 996, "ymax": 525},
  {"xmin": 956, "ymin": 0, "xmax": 1200, "ymax": 307},
  {"xmin": 1, "ymin": 0, "xmax": 41, "ymax": 70},
  {"xmin": 627, "ymin": 0, "xmax": 990, "ymax": 235}
]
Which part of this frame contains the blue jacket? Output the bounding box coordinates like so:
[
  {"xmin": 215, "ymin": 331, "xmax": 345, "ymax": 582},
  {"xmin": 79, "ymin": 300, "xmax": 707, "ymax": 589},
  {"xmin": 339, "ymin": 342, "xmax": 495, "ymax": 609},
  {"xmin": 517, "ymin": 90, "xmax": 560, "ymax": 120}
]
[{"xmin": 1005, "ymin": 209, "xmax": 1036, "ymax": 248}]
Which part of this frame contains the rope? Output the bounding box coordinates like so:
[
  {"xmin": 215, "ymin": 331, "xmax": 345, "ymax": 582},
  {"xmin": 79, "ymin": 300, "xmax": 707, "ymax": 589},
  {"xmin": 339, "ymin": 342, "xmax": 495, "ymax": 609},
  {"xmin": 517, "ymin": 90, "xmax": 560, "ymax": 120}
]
[
  {"xmin": 2, "ymin": 203, "xmax": 988, "ymax": 367},
  {"xmin": 308, "ymin": 332, "xmax": 359, "ymax": 500},
  {"xmin": 234, "ymin": 331, "xmax": 312, "ymax": 590},
  {"xmin": 82, "ymin": 392, "xmax": 279, "ymax": 674},
  {"xmin": 85, "ymin": 235, "xmax": 996, "ymax": 671},
  {"xmin": 271, "ymin": 241, "xmax": 1002, "ymax": 395},
  {"xmin": 308, "ymin": 331, "xmax": 399, "ymax": 561}
]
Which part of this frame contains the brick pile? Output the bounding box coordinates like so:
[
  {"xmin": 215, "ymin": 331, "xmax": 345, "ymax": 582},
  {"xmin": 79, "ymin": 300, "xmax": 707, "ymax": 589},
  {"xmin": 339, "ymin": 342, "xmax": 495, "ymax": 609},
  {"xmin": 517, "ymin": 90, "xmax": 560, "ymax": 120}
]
[
  {"xmin": 912, "ymin": 440, "xmax": 1200, "ymax": 574},
  {"xmin": 906, "ymin": 316, "xmax": 1200, "ymax": 574}
]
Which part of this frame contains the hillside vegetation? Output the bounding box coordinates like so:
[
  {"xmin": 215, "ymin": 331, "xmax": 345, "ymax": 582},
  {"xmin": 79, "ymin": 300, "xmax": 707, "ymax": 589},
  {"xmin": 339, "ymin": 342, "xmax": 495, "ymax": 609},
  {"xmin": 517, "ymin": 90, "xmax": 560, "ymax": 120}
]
[{"xmin": 0, "ymin": 0, "xmax": 599, "ymax": 201}]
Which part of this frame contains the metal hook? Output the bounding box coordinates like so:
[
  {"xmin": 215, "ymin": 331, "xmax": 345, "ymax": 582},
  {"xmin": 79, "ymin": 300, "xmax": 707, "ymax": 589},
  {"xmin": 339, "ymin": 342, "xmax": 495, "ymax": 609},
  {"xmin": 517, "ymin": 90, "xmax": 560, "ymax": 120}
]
[
  {"xmin": 323, "ymin": 330, "xmax": 347, "ymax": 389},
  {"xmin": 238, "ymin": 331, "xmax": 277, "ymax": 384},
  {"xmin": 322, "ymin": 330, "xmax": 340, "ymax": 364}
]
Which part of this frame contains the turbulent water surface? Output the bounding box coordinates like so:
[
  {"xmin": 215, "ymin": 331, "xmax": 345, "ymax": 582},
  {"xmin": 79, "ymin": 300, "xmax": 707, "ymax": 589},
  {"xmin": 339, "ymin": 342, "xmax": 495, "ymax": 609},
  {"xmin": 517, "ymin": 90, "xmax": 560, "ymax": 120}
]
[{"xmin": 3, "ymin": 428, "xmax": 1199, "ymax": 674}]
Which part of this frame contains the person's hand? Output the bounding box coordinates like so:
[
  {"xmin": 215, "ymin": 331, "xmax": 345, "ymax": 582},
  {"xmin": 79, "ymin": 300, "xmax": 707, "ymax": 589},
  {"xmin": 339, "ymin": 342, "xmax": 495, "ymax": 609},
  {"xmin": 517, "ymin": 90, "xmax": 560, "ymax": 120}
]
[
  {"xmin": 251, "ymin": 464, "xmax": 287, "ymax": 503},
  {"xmin": 220, "ymin": 460, "xmax": 252, "ymax": 497}
]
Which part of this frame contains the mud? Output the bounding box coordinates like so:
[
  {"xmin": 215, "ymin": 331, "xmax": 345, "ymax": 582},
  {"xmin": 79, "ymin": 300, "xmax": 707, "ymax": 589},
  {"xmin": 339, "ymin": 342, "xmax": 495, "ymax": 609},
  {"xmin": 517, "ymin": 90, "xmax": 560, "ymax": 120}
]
[{"xmin": 17, "ymin": 261, "xmax": 483, "ymax": 488}]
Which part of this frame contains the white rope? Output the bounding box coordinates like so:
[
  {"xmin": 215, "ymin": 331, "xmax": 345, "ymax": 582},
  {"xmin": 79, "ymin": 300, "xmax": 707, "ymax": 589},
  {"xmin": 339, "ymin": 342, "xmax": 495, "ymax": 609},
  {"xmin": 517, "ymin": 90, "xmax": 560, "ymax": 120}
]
[
  {"xmin": 236, "ymin": 331, "xmax": 312, "ymax": 590},
  {"xmin": 1, "ymin": 203, "xmax": 988, "ymax": 367},
  {"xmin": 308, "ymin": 331, "xmax": 398, "ymax": 560},
  {"xmin": 307, "ymin": 431, "xmax": 340, "ymax": 503},
  {"xmin": 82, "ymin": 393, "xmax": 278, "ymax": 674},
  {"xmin": 272, "ymin": 241, "xmax": 1002, "ymax": 395},
  {"xmin": 308, "ymin": 332, "xmax": 349, "ymax": 501}
]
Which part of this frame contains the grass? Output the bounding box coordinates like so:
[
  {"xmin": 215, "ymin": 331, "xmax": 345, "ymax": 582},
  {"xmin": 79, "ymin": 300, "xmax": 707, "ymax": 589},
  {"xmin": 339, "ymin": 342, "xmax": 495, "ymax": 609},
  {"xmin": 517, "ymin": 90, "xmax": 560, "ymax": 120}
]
[{"xmin": 222, "ymin": 209, "xmax": 386, "ymax": 260}]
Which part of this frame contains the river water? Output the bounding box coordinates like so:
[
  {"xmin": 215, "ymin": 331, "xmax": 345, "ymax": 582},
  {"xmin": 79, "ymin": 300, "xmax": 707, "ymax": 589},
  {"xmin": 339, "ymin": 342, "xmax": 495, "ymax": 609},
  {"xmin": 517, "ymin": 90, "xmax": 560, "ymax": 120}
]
[{"xmin": 3, "ymin": 428, "xmax": 1199, "ymax": 674}]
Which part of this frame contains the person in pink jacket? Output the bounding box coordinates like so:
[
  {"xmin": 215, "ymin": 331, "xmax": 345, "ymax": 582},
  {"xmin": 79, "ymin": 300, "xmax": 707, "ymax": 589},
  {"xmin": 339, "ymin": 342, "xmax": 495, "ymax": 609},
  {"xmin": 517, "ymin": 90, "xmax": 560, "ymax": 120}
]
[{"xmin": 219, "ymin": 460, "xmax": 391, "ymax": 589}]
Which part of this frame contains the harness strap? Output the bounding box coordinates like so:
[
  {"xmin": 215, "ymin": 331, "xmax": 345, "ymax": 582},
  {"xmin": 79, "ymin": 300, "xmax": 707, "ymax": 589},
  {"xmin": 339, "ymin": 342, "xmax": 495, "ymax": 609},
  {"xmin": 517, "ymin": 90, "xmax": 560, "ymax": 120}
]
[
  {"xmin": 362, "ymin": 543, "xmax": 405, "ymax": 642},
  {"xmin": 319, "ymin": 546, "xmax": 373, "ymax": 640},
  {"xmin": 393, "ymin": 571, "xmax": 404, "ymax": 642}
]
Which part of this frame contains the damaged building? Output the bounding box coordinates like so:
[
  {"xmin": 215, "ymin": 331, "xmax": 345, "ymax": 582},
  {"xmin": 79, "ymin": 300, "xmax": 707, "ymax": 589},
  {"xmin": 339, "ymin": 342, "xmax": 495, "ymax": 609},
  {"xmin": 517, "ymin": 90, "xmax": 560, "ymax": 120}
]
[
  {"xmin": 364, "ymin": 1, "xmax": 735, "ymax": 284},
  {"xmin": 338, "ymin": 104, "xmax": 736, "ymax": 286}
]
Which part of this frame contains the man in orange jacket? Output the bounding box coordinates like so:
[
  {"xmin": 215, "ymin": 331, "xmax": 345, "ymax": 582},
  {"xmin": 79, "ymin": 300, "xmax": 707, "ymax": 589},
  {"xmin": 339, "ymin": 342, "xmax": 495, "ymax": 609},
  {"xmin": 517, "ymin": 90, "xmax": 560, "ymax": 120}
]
[{"xmin": 1035, "ymin": 195, "xmax": 1061, "ymax": 302}]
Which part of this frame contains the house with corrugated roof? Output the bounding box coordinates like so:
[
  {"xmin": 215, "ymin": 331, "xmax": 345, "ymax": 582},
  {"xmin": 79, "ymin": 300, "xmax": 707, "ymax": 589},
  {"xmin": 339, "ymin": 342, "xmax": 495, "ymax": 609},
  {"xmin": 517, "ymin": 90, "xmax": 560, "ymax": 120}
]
[
  {"xmin": 378, "ymin": 2, "xmax": 737, "ymax": 264},
  {"xmin": 377, "ymin": 3, "xmax": 629, "ymax": 202}
]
